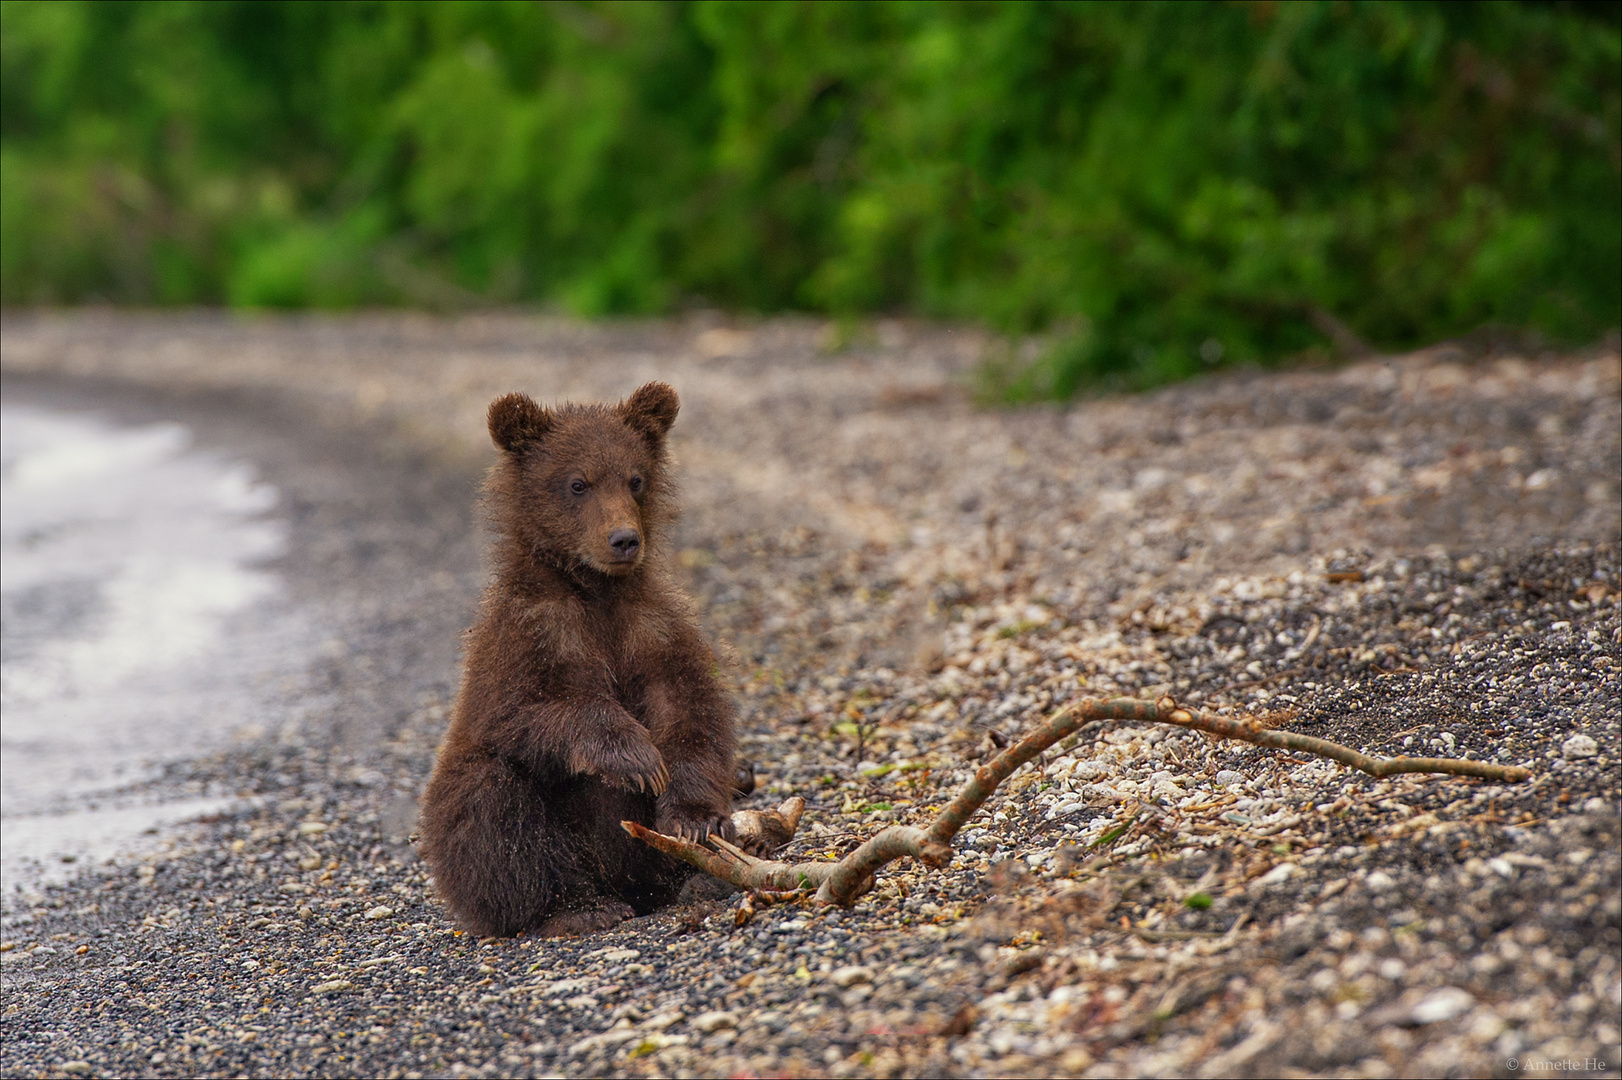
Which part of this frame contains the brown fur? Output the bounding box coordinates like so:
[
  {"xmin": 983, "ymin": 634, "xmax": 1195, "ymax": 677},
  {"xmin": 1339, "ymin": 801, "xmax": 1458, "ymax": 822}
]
[{"xmin": 419, "ymin": 382, "xmax": 737, "ymax": 938}]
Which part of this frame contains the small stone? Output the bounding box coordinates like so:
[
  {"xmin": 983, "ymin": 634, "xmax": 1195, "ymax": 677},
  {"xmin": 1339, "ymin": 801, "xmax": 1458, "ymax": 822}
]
[
  {"xmin": 61, "ymin": 1063, "xmax": 92, "ymax": 1075},
  {"xmin": 1253, "ymin": 863, "xmax": 1296, "ymax": 887},
  {"xmin": 1561, "ymin": 734, "xmax": 1598, "ymax": 759},
  {"xmin": 296, "ymin": 822, "xmax": 329, "ymax": 835},
  {"xmin": 830, "ymin": 965, "xmax": 873, "ymax": 988},
  {"xmin": 568, "ymin": 1029, "xmax": 641, "ymax": 1057},
  {"xmin": 1365, "ymin": 870, "xmax": 1395, "ymax": 891},
  {"xmin": 1060, "ymin": 1048, "xmax": 1095, "ymax": 1071},
  {"xmin": 1410, "ymin": 986, "xmax": 1474, "ymax": 1025},
  {"xmin": 1214, "ymin": 770, "xmax": 1245, "ymax": 787},
  {"xmin": 363, "ymin": 906, "xmax": 395, "ymax": 920},
  {"xmin": 310, "ymin": 979, "xmax": 354, "ymax": 995},
  {"xmin": 691, "ymin": 1010, "xmax": 737, "ymax": 1033},
  {"xmin": 587, "ymin": 947, "xmax": 640, "ymax": 963}
]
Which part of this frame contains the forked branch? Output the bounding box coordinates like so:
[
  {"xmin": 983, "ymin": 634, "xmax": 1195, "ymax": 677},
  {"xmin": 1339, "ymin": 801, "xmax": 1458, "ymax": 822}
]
[{"xmin": 625, "ymin": 696, "xmax": 1532, "ymax": 908}]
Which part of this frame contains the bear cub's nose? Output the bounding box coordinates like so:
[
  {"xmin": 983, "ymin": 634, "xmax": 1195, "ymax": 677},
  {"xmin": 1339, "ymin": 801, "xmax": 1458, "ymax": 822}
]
[{"xmin": 608, "ymin": 528, "xmax": 642, "ymax": 560}]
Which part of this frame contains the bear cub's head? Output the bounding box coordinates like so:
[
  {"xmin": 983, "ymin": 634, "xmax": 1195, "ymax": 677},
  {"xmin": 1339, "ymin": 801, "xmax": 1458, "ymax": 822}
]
[{"xmin": 485, "ymin": 381, "xmax": 680, "ymax": 577}]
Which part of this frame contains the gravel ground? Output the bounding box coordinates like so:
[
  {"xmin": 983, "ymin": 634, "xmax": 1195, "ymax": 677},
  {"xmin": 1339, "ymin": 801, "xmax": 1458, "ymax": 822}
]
[{"xmin": 0, "ymin": 311, "xmax": 1618, "ymax": 1079}]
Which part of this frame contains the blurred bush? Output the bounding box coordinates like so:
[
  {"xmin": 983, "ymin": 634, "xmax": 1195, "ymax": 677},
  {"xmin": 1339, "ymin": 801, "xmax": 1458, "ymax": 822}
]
[{"xmin": 2, "ymin": 0, "xmax": 1617, "ymax": 391}]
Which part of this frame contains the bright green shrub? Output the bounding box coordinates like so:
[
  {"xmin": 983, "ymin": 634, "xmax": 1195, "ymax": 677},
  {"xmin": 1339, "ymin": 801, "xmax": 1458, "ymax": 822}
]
[{"xmin": 2, "ymin": 0, "xmax": 1617, "ymax": 393}]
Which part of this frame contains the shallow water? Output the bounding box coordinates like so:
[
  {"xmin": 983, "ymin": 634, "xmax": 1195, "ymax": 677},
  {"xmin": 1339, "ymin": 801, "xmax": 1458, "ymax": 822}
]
[{"xmin": 1, "ymin": 402, "xmax": 311, "ymax": 898}]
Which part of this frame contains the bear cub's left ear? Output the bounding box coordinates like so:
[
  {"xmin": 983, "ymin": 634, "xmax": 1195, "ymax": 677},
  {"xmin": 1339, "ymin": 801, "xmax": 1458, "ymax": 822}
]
[{"xmin": 619, "ymin": 381, "xmax": 680, "ymax": 442}]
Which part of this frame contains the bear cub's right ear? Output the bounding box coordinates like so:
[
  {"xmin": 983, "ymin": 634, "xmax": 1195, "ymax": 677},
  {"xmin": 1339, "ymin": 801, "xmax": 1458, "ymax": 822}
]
[{"xmin": 487, "ymin": 392, "xmax": 554, "ymax": 452}]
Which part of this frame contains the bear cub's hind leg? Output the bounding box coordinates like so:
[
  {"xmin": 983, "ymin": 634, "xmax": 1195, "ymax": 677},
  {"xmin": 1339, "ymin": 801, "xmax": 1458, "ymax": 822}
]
[
  {"xmin": 535, "ymin": 899, "xmax": 637, "ymax": 938},
  {"xmin": 417, "ymin": 750, "xmax": 589, "ymax": 938}
]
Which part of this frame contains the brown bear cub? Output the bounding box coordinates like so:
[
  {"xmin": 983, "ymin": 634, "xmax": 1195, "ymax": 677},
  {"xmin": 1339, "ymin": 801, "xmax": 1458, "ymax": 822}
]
[{"xmin": 419, "ymin": 382, "xmax": 738, "ymax": 938}]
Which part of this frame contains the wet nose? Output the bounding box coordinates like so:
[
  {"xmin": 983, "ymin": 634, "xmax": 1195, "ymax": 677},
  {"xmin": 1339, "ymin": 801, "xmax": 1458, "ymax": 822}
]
[{"xmin": 608, "ymin": 528, "xmax": 641, "ymax": 559}]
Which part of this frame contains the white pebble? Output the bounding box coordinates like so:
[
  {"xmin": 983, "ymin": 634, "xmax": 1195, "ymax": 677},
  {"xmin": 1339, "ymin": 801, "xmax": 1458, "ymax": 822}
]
[
  {"xmin": 1253, "ymin": 863, "xmax": 1296, "ymax": 887},
  {"xmin": 692, "ymin": 1010, "xmax": 737, "ymax": 1033},
  {"xmin": 1410, "ymin": 986, "xmax": 1474, "ymax": 1024},
  {"xmin": 588, "ymin": 947, "xmax": 640, "ymax": 963},
  {"xmin": 830, "ymin": 965, "xmax": 873, "ymax": 988},
  {"xmin": 1561, "ymin": 734, "xmax": 1598, "ymax": 759},
  {"xmin": 363, "ymin": 906, "xmax": 395, "ymax": 920}
]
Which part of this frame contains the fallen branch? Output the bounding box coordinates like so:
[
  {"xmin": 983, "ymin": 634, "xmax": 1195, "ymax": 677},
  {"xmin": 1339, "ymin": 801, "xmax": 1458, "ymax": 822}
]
[{"xmin": 625, "ymin": 696, "xmax": 1532, "ymax": 907}]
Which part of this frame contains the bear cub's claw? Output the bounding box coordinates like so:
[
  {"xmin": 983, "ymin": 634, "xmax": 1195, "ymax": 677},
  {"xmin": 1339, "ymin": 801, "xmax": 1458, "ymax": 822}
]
[
  {"xmin": 577, "ymin": 740, "xmax": 670, "ymax": 796},
  {"xmin": 655, "ymin": 806, "xmax": 735, "ymax": 844}
]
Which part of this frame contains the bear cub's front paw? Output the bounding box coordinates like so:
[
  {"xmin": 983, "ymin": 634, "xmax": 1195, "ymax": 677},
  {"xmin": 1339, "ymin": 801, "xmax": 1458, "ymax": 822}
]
[
  {"xmin": 571, "ymin": 735, "xmax": 670, "ymax": 795},
  {"xmin": 655, "ymin": 802, "xmax": 736, "ymax": 843}
]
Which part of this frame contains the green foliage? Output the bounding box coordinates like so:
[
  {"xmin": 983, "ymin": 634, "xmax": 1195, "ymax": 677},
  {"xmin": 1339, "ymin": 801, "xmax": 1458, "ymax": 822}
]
[{"xmin": 3, "ymin": 1, "xmax": 1617, "ymax": 392}]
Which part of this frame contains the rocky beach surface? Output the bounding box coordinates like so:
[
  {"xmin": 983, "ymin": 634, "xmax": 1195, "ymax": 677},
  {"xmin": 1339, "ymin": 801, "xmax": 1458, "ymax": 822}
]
[{"xmin": 1, "ymin": 312, "xmax": 1617, "ymax": 1079}]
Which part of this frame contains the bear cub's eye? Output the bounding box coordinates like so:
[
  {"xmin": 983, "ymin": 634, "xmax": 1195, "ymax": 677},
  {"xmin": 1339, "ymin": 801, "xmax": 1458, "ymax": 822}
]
[
  {"xmin": 569, "ymin": 478, "xmax": 588, "ymax": 496},
  {"xmin": 628, "ymin": 475, "xmax": 644, "ymax": 495}
]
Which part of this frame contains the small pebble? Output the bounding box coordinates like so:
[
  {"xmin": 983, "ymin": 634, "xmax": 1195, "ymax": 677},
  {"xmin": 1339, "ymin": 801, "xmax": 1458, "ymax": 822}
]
[
  {"xmin": 1561, "ymin": 733, "xmax": 1598, "ymax": 759},
  {"xmin": 691, "ymin": 1011, "xmax": 737, "ymax": 1034},
  {"xmin": 310, "ymin": 979, "xmax": 353, "ymax": 995},
  {"xmin": 1410, "ymin": 987, "xmax": 1474, "ymax": 1025},
  {"xmin": 830, "ymin": 965, "xmax": 873, "ymax": 988}
]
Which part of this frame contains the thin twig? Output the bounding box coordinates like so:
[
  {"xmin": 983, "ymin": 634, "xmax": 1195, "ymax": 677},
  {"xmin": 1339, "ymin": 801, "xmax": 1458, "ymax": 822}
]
[{"xmin": 624, "ymin": 695, "xmax": 1533, "ymax": 907}]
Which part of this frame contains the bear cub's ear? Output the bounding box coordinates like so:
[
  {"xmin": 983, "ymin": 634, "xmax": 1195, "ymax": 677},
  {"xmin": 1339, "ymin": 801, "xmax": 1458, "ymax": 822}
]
[
  {"xmin": 487, "ymin": 392, "xmax": 554, "ymax": 452},
  {"xmin": 619, "ymin": 381, "xmax": 680, "ymax": 442}
]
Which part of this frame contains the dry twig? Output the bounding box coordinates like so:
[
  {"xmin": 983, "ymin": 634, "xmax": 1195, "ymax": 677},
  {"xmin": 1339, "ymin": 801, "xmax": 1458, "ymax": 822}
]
[{"xmin": 624, "ymin": 696, "xmax": 1532, "ymax": 907}]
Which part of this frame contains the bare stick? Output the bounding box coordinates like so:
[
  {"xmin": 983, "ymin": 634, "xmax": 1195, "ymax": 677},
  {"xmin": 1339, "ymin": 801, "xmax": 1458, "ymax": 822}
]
[
  {"xmin": 1161, "ymin": 705, "xmax": 1530, "ymax": 781},
  {"xmin": 626, "ymin": 695, "xmax": 1533, "ymax": 907},
  {"xmin": 623, "ymin": 820, "xmax": 839, "ymax": 892}
]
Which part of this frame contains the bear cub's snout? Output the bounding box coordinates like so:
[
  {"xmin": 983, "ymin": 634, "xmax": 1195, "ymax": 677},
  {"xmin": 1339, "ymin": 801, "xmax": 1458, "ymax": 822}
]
[{"xmin": 607, "ymin": 527, "xmax": 641, "ymax": 562}]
